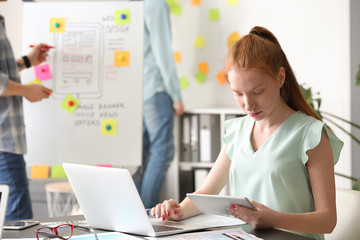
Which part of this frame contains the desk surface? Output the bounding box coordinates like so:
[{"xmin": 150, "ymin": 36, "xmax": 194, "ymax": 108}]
[{"xmin": 2, "ymin": 215, "xmax": 314, "ymax": 240}]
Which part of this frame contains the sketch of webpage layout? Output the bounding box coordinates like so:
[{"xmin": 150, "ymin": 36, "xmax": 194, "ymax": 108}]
[{"xmin": 52, "ymin": 22, "xmax": 104, "ymax": 99}]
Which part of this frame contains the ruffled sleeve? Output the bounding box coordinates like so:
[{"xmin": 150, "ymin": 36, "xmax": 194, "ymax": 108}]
[{"xmin": 300, "ymin": 121, "xmax": 344, "ymax": 165}]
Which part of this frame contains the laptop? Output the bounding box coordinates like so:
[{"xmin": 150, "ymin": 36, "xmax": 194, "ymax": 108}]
[
  {"xmin": 63, "ymin": 163, "xmax": 243, "ymax": 237},
  {"xmin": 0, "ymin": 185, "xmax": 9, "ymax": 240}
]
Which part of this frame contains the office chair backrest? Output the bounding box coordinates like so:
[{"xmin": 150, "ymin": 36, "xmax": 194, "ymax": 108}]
[{"xmin": 325, "ymin": 188, "xmax": 360, "ymax": 240}]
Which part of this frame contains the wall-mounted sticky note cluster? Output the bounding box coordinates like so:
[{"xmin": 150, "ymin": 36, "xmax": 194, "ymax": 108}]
[{"xmin": 115, "ymin": 9, "xmax": 131, "ymax": 25}]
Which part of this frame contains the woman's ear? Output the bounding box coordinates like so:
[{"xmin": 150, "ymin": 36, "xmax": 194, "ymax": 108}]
[{"xmin": 277, "ymin": 67, "xmax": 285, "ymax": 88}]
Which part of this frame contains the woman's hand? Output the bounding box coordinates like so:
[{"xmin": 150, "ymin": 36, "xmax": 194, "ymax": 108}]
[
  {"xmin": 229, "ymin": 201, "xmax": 277, "ymax": 229},
  {"xmin": 151, "ymin": 199, "xmax": 184, "ymax": 221}
]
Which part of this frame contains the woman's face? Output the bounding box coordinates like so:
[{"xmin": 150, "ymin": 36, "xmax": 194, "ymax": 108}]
[{"xmin": 227, "ymin": 67, "xmax": 285, "ymax": 121}]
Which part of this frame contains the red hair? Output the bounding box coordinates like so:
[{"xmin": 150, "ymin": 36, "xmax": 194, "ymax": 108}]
[{"xmin": 224, "ymin": 26, "xmax": 322, "ymax": 121}]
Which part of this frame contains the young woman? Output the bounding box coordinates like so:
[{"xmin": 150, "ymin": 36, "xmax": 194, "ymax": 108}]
[{"xmin": 151, "ymin": 26, "xmax": 343, "ymax": 240}]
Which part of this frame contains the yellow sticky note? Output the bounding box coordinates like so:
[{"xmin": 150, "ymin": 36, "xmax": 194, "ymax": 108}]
[
  {"xmin": 198, "ymin": 62, "xmax": 209, "ymax": 74},
  {"xmin": 194, "ymin": 36, "xmax": 205, "ymax": 48},
  {"xmin": 217, "ymin": 70, "xmax": 226, "ymax": 85},
  {"xmin": 26, "ymin": 78, "xmax": 43, "ymax": 86},
  {"xmin": 179, "ymin": 76, "xmax": 189, "ymax": 90},
  {"xmin": 174, "ymin": 51, "xmax": 181, "ymax": 63},
  {"xmin": 166, "ymin": 0, "xmax": 183, "ymax": 16},
  {"xmin": 60, "ymin": 94, "xmax": 80, "ymax": 114},
  {"xmin": 195, "ymin": 71, "xmax": 207, "ymax": 84},
  {"xmin": 115, "ymin": 9, "xmax": 131, "ymax": 25},
  {"xmin": 209, "ymin": 9, "xmax": 220, "ymax": 21},
  {"xmin": 31, "ymin": 165, "xmax": 49, "ymax": 179},
  {"xmin": 49, "ymin": 18, "xmax": 65, "ymax": 33},
  {"xmin": 226, "ymin": 0, "xmax": 238, "ymax": 5},
  {"xmin": 101, "ymin": 119, "xmax": 117, "ymax": 136},
  {"xmin": 227, "ymin": 32, "xmax": 241, "ymax": 49},
  {"xmin": 191, "ymin": 0, "xmax": 201, "ymax": 6},
  {"xmin": 114, "ymin": 51, "xmax": 130, "ymax": 67}
]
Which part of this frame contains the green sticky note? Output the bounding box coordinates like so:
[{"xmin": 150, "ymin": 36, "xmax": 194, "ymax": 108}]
[
  {"xmin": 194, "ymin": 36, "xmax": 205, "ymax": 48},
  {"xmin": 209, "ymin": 9, "xmax": 220, "ymax": 21},
  {"xmin": 60, "ymin": 94, "xmax": 80, "ymax": 114},
  {"xmin": 50, "ymin": 165, "xmax": 67, "ymax": 178},
  {"xmin": 226, "ymin": 0, "xmax": 238, "ymax": 5},
  {"xmin": 179, "ymin": 76, "xmax": 190, "ymax": 89},
  {"xmin": 166, "ymin": 0, "xmax": 183, "ymax": 16},
  {"xmin": 195, "ymin": 72, "xmax": 207, "ymax": 84},
  {"xmin": 115, "ymin": 9, "xmax": 131, "ymax": 25}
]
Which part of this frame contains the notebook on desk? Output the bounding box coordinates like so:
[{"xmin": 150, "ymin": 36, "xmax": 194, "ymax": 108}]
[
  {"xmin": 0, "ymin": 185, "xmax": 9, "ymax": 240},
  {"xmin": 63, "ymin": 163, "xmax": 243, "ymax": 237}
]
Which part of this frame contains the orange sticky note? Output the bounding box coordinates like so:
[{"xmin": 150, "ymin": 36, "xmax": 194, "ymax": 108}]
[
  {"xmin": 217, "ymin": 69, "xmax": 226, "ymax": 85},
  {"xmin": 114, "ymin": 51, "xmax": 130, "ymax": 67},
  {"xmin": 49, "ymin": 18, "xmax": 65, "ymax": 33},
  {"xmin": 198, "ymin": 62, "xmax": 209, "ymax": 74},
  {"xmin": 31, "ymin": 165, "xmax": 50, "ymax": 179},
  {"xmin": 174, "ymin": 51, "xmax": 181, "ymax": 63},
  {"xmin": 191, "ymin": 0, "xmax": 201, "ymax": 5}
]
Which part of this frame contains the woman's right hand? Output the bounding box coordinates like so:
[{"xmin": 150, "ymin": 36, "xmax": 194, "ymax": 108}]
[{"xmin": 151, "ymin": 199, "xmax": 184, "ymax": 221}]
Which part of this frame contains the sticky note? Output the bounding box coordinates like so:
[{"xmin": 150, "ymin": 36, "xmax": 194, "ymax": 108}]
[
  {"xmin": 31, "ymin": 165, "xmax": 49, "ymax": 179},
  {"xmin": 194, "ymin": 36, "xmax": 205, "ymax": 48},
  {"xmin": 50, "ymin": 165, "xmax": 67, "ymax": 178},
  {"xmin": 49, "ymin": 18, "xmax": 65, "ymax": 33},
  {"xmin": 198, "ymin": 62, "xmax": 209, "ymax": 74},
  {"xmin": 217, "ymin": 69, "xmax": 226, "ymax": 85},
  {"xmin": 34, "ymin": 64, "xmax": 52, "ymax": 81},
  {"xmin": 209, "ymin": 9, "xmax": 220, "ymax": 21},
  {"xmin": 96, "ymin": 164, "xmax": 113, "ymax": 168},
  {"xmin": 174, "ymin": 51, "xmax": 181, "ymax": 63},
  {"xmin": 227, "ymin": 32, "xmax": 241, "ymax": 49},
  {"xmin": 60, "ymin": 94, "xmax": 80, "ymax": 114},
  {"xmin": 115, "ymin": 9, "xmax": 131, "ymax": 25},
  {"xmin": 191, "ymin": 0, "xmax": 201, "ymax": 6},
  {"xmin": 26, "ymin": 78, "xmax": 43, "ymax": 86},
  {"xmin": 101, "ymin": 120, "xmax": 117, "ymax": 136},
  {"xmin": 166, "ymin": 0, "xmax": 183, "ymax": 16},
  {"xmin": 226, "ymin": 0, "xmax": 238, "ymax": 5},
  {"xmin": 179, "ymin": 76, "xmax": 189, "ymax": 90},
  {"xmin": 195, "ymin": 71, "xmax": 207, "ymax": 84},
  {"xmin": 114, "ymin": 51, "xmax": 130, "ymax": 67}
]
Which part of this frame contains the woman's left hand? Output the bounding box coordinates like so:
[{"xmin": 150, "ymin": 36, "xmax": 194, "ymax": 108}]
[{"xmin": 229, "ymin": 201, "xmax": 277, "ymax": 229}]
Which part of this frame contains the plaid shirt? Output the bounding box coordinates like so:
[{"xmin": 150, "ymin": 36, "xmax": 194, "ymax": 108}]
[{"xmin": 0, "ymin": 16, "xmax": 26, "ymax": 154}]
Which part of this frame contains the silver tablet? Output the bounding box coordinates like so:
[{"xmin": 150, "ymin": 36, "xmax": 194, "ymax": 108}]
[{"xmin": 187, "ymin": 193, "xmax": 256, "ymax": 215}]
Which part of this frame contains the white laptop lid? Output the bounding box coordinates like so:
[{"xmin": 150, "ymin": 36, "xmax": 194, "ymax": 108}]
[
  {"xmin": 63, "ymin": 163, "xmax": 156, "ymax": 236},
  {"xmin": 0, "ymin": 185, "xmax": 9, "ymax": 240}
]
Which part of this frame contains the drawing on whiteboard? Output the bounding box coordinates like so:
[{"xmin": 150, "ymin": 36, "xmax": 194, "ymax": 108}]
[{"xmin": 52, "ymin": 22, "xmax": 104, "ymax": 99}]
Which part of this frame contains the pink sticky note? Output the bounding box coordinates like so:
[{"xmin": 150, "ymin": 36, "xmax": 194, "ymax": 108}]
[
  {"xmin": 96, "ymin": 164, "xmax": 113, "ymax": 168},
  {"xmin": 34, "ymin": 64, "xmax": 52, "ymax": 81}
]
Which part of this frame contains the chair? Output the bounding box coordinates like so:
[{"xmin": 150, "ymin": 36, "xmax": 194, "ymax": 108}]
[{"xmin": 325, "ymin": 188, "xmax": 360, "ymax": 240}]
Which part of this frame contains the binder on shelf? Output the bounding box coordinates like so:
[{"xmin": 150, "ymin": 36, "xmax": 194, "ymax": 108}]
[
  {"xmin": 199, "ymin": 114, "xmax": 220, "ymax": 162},
  {"xmin": 179, "ymin": 169, "xmax": 195, "ymax": 201},
  {"xmin": 190, "ymin": 114, "xmax": 200, "ymax": 162},
  {"xmin": 194, "ymin": 169, "xmax": 209, "ymax": 190},
  {"xmin": 181, "ymin": 115, "xmax": 191, "ymax": 162}
]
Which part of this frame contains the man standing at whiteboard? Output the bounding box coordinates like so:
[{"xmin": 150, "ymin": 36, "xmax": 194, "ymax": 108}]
[
  {"xmin": 135, "ymin": 0, "xmax": 184, "ymax": 208},
  {"xmin": 0, "ymin": 4, "xmax": 52, "ymax": 221}
]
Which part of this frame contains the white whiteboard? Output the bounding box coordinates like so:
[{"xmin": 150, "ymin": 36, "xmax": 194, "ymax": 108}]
[{"xmin": 21, "ymin": 1, "xmax": 144, "ymax": 167}]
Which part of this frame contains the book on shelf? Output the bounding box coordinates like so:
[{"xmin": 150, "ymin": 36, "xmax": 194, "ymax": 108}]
[
  {"xmin": 199, "ymin": 114, "xmax": 220, "ymax": 162},
  {"xmin": 181, "ymin": 115, "xmax": 191, "ymax": 162},
  {"xmin": 190, "ymin": 114, "xmax": 200, "ymax": 162}
]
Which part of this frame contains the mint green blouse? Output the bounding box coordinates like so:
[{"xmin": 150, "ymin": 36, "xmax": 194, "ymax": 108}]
[{"xmin": 223, "ymin": 111, "xmax": 343, "ymax": 240}]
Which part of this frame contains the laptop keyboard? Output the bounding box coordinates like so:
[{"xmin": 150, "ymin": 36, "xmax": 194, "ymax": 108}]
[{"xmin": 152, "ymin": 224, "xmax": 184, "ymax": 232}]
